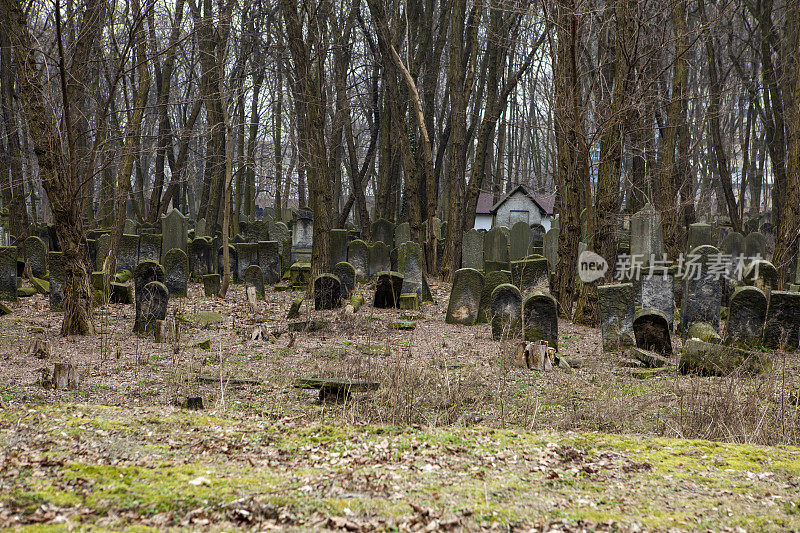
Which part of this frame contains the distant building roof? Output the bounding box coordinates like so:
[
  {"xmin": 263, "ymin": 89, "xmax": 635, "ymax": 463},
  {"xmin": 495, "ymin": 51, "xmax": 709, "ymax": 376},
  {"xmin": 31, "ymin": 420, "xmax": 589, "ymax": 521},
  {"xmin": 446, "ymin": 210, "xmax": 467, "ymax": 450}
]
[
  {"xmin": 476, "ymin": 192, "xmax": 494, "ymax": 214},
  {"xmin": 490, "ymin": 184, "xmax": 555, "ymax": 216}
]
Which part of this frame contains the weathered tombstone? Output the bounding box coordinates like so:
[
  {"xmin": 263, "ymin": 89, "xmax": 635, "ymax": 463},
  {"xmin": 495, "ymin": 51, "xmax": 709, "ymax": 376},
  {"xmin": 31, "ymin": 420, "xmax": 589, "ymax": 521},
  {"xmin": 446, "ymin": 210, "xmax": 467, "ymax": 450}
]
[
  {"xmin": 598, "ymin": 283, "xmax": 635, "ymax": 352},
  {"xmin": 247, "ymin": 220, "xmax": 270, "ymax": 243},
  {"xmin": 509, "ymin": 221, "xmax": 534, "ymax": 261},
  {"xmin": 0, "ymin": 247, "xmax": 17, "ymax": 301},
  {"xmin": 289, "ymin": 261, "xmax": 312, "ymax": 289},
  {"xmin": 720, "ymin": 231, "xmax": 746, "ymax": 302},
  {"xmin": 161, "ymin": 210, "xmax": 188, "ymax": 264},
  {"xmin": 330, "ymin": 229, "xmax": 349, "ymax": 270},
  {"xmin": 373, "ymin": 271, "xmax": 403, "ymax": 308},
  {"xmin": 371, "ymin": 219, "xmax": 395, "ymax": 247},
  {"xmin": 462, "ymin": 229, "xmax": 485, "ymax": 271},
  {"xmin": 124, "ymin": 218, "xmax": 138, "ymax": 234},
  {"xmin": 257, "ymin": 241, "xmax": 281, "ymax": 284},
  {"xmin": 163, "ymin": 248, "xmax": 189, "ymax": 298},
  {"xmin": 744, "ymin": 259, "xmax": 778, "ymax": 294},
  {"xmin": 633, "ymin": 309, "xmax": 672, "ymax": 356},
  {"xmin": 680, "ymin": 245, "xmax": 723, "ymax": 335},
  {"xmin": 314, "ymin": 274, "xmax": 342, "ymax": 310},
  {"xmin": 332, "ymin": 261, "xmax": 356, "ymax": 298},
  {"xmin": 745, "ymin": 231, "xmax": 767, "ymax": 260},
  {"xmin": 133, "ymin": 261, "xmax": 166, "ymax": 333},
  {"xmin": 511, "ymin": 257, "xmax": 549, "ymax": 294},
  {"xmin": 347, "ymin": 239, "xmax": 369, "ymax": 281},
  {"xmin": 396, "ymin": 241, "xmax": 432, "ymax": 303},
  {"xmin": 724, "ymin": 286, "xmax": 767, "ymax": 348},
  {"xmin": 687, "ymin": 223, "xmax": 713, "ymax": 251},
  {"xmin": 490, "ymin": 284, "xmax": 522, "ymax": 340},
  {"xmin": 24, "ymin": 236, "xmax": 47, "ymax": 278},
  {"xmin": 217, "ymin": 245, "xmax": 239, "ymax": 282},
  {"xmin": 630, "ymin": 203, "xmax": 663, "ymax": 265},
  {"xmin": 640, "ymin": 269, "xmax": 675, "ymax": 330},
  {"xmin": 268, "ymin": 221, "xmax": 291, "ymax": 273},
  {"xmin": 95, "ymin": 233, "xmax": 110, "ymax": 271},
  {"xmin": 195, "ymin": 218, "xmax": 207, "ymax": 238},
  {"xmin": 291, "ymin": 213, "xmax": 313, "ymax": 263},
  {"xmin": 522, "ymin": 292, "xmax": 558, "ymax": 348},
  {"xmin": 138, "ymin": 233, "xmax": 162, "ymax": 264},
  {"xmin": 203, "ymin": 274, "xmax": 220, "ymax": 296},
  {"xmin": 189, "ymin": 237, "xmax": 213, "ymax": 280},
  {"xmin": 368, "ymin": 242, "xmax": 391, "ymax": 278},
  {"xmin": 446, "ymin": 268, "xmax": 484, "ymax": 325},
  {"xmin": 762, "ymin": 291, "xmax": 800, "ymax": 349},
  {"xmin": 544, "ymin": 228, "xmax": 559, "ymax": 272},
  {"xmin": 394, "ymin": 222, "xmax": 411, "ymax": 248},
  {"xmin": 48, "ymin": 251, "xmax": 64, "ymax": 311},
  {"xmin": 244, "ymin": 264, "xmax": 265, "ymax": 299},
  {"xmin": 530, "ymin": 224, "xmax": 546, "ymax": 249},
  {"xmin": 484, "ymin": 227, "xmax": 510, "ymax": 273},
  {"xmin": 117, "ymin": 234, "xmax": 140, "ymax": 273},
  {"xmin": 478, "ymin": 270, "xmax": 511, "ymax": 323},
  {"xmin": 136, "ymin": 281, "xmax": 169, "ymax": 334},
  {"xmin": 235, "ymin": 242, "xmax": 259, "ymax": 283}
]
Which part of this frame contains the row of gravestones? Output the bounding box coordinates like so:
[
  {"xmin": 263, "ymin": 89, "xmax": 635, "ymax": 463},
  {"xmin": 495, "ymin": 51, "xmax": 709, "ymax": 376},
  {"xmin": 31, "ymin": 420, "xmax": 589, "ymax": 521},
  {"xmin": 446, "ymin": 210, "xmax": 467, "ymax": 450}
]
[{"xmin": 0, "ymin": 246, "xmax": 65, "ymax": 310}]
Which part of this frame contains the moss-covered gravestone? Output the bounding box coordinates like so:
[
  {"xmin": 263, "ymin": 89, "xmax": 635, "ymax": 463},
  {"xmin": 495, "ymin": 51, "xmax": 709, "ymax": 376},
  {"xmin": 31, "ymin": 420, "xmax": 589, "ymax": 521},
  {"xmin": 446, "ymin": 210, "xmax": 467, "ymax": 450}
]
[
  {"xmin": 257, "ymin": 241, "xmax": 281, "ymax": 285},
  {"xmin": 522, "ymin": 292, "xmax": 558, "ymax": 348},
  {"xmin": 446, "ymin": 268, "xmax": 484, "ymax": 325},
  {"xmin": 189, "ymin": 237, "xmax": 213, "ymax": 280},
  {"xmin": 687, "ymin": 223, "xmax": 713, "ymax": 251},
  {"xmin": 330, "ymin": 229, "xmax": 349, "ymax": 270},
  {"xmin": 243, "ymin": 264, "xmax": 265, "ymax": 299},
  {"xmin": 640, "ymin": 269, "xmax": 674, "ymax": 330},
  {"xmin": 484, "ymin": 227, "xmax": 510, "ymax": 273},
  {"xmin": 490, "ymin": 283, "xmax": 522, "ymax": 340},
  {"xmin": 743, "ymin": 259, "xmax": 778, "ymax": 294},
  {"xmin": 630, "ymin": 203, "xmax": 663, "ymax": 266},
  {"xmin": 394, "ymin": 222, "xmax": 411, "ymax": 249},
  {"xmin": 136, "ymin": 281, "xmax": 169, "ymax": 334},
  {"xmin": 235, "ymin": 243, "xmax": 258, "ymax": 283},
  {"xmin": 161, "ymin": 210, "xmax": 188, "ymax": 264},
  {"xmin": 268, "ymin": 221, "xmax": 291, "ymax": 276},
  {"xmin": 0, "ymin": 247, "xmax": 18, "ymax": 301},
  {"xmin": 511, "ymin": 257, "xmax": 549, "ymax": 295},
  {"xmin": 478, "ymin": 270, "xmax": 511, "ymax": 323},
  {"xmin": 509, "ymin": 221, "xmax": 534, "ymax": 261},
  {"xmin": 598, "ymin": 283, "xmax": 635, "ymax": 352},
  {"xmin": 633, "ymin": 309, "xmax": 672, "ymax": 356},
  {"xmin": 371, "ymin": 219, "xmax": 395, "ymax": 248},
  {"xmin": 217, "ymin": 245, "xmax": 239, "ymax": 282},
  {"xmin": 373, "ymin": 271, "xmax": 403, "ymax": 308},
  {"xmin": 24, "ymin": 236, "xmax": 47, "ymax": 278},
  {"xmin": 679, "ymin": 339, "xmax": 771, "ymax": 376},
  {"xmin": 289, "ymin": 262, "xmax": 311, "ymax": 289},
  {"xmin": 163, "ymin": 248, "xmax": 189, "ymax": 298},
  {"xmin": 680, "ymin": 245, "xmax": 723, "ymax": 336},
  {"xmin": 724, "ymin": 286, "xmax": 766, "ymax": 348},
  {"xmin": 396, "ymin": 241, "xmax": 432, "ymax": 303},
  {"xmin": 744, "ymin": 231, "xmax": 767, "ymax": 260},
  {"xmin": 368, "ymin": 242, "xmax": 391, "ymax": 278},
  {"xmin": 762, "ymin": 291, "xmax": 800, "ymax": 349},
  {"xmin": 332, "ymin": 261, "xmax": 356, "ymax": 299},
  {"xmin": 314, "ymin": 274, "xmax": 342, "ymax": 310},
  {"xmin": 134, "ymin": 261, "xmax": 165, "ymax": 333},
  {"xmin": 203, "ymin": 274, "xmax": 221, "ymax": 296},
  {"xmin": 48, "ymin": 251, "xmax": 64, "ymax": 311},
  {"xmin": 461, "ymin": 229, "xmax": 484, "ymax": 271},
  {"xmin": 138, "ymin": 233, "xmax": 162, "ymax": 263},
  {"xmin": 347, "ymin": 239, "xmax": 369, "ymax": 282},
  {"xmin": 117, "ymin": 234, "xmax": 140, "ymax": 273}
]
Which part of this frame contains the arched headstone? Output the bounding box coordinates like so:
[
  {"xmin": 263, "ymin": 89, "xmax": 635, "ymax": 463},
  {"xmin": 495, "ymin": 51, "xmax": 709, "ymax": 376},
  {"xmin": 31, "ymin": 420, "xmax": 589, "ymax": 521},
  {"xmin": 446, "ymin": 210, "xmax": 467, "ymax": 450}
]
[{"xmin": 446, "ymin": 268, "xmax": 484, "ymax": 325}]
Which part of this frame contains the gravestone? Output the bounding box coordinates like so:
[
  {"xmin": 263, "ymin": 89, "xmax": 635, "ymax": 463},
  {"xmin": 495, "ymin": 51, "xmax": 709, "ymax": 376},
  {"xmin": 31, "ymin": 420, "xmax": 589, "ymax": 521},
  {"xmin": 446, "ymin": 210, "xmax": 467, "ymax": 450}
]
[
  {"xmin": 478, "ymin": 270, "xmax": 511, "ymax": 323},
  {"xmin": 446, "ymin": 268, "xmax": 484, "ymax": 325},
  {"xmin": 138, "ymin": 233, "xmax": 162, "ymax": 264},
  {"xmin": 462, "ymin": 229, "xmax": 485, "ymax": 271},
  {"xmin": 721, "ymin": 231, "xmax": 746, "ymax": 302},
  {"xmin": 511, "ymin": 257, "xmax": 549, "ymax": 295},
  {"xmin": 544, "ymin": 228, "xmax": 559, "ymax": 272},
  {"xmin": 332, "ymin": 261, "xmax": 356, "ymax": 299},
  {"xmin": 163, "ymin": 248, "xmax": 189, "ymax": 298},
  {"xmin": 373, "ymin": 271, "xmax": 403, "ymax": 308},
  {"xmin": 24, "ymin": 236, "xmax": 47, "ymax": 278},
  {"xmin": 314, "ymin": 274, "xmax": 342, "ymax": 310},
  {"xmin": 744, "ymin": 232, "xmax": 767, "ymax": 260},
  {"xmin": 95, "ymin": 234, "xmax": 110, "ymax": 271},
  {"xmin": 117, "ymin": 234, "xmax": 140, "ymax": 273},
  {"xmin": 347, "ymin": 239, "xmax": 370, "ymax": 281},
  {"xmin": 509, "ymin": 221, "xmax": 534, "ymax": 261},
  {"xmin": 687, "ymin": 223, "xmax": 713, "ymax": 251},
  {"xmin": 762, "ymin": 291, "xmax": 800, "ymax": 349},
  {"xmin": 0, "ymin": 247, "xmax": 17, "ymax": 301},
  {"xmin": 133, "ymin": 261, "xmax": 165, "ymax": 333},
  {"xmin": 630, "ymin": 203, "xmax": 663, "ymax": 265},
  {"xmin": 203, "ymin": 274, "xmax": 220, "ymax": 296},
  {"xmin": 680, "ymin": 245, "xmax": 723, "ymax": 335},
  {"xmin": 268, "ymin": 221, "xmax": 291, "ymax": 274},
  {"xmin": 640, "ymin": 270, "xmax": 674, "ymax": 330},
  {"xmin": 189, "ymin": 238, "xmax": 213, "ymax": 280},
  {"xmin": 330, "ymin": 229, "xmax": 349, "ymax": 270},
  {"xmin": 244, "ymin": 264, "xmax": 265, "ymax": 299},
  {"xmin": 368, "ymin": 242, "xmax": 391, "ymax": 278},
  {"xmin": 247, "ymin": 220, "xmax": 270, "ymax": 243},
  {"xmin": 124, "ymin": 218, "xmax": 138, "ymax": 234},
  {"xmin": 371, "ymin": 219, "xmax": 395, "ymax": 247},
  {"xmin": 744, "ymin": 259, "xmax": 778, "ymax": 294},
  {"xmin": 396, "ymin": 241, "xmax": 432, "ymax": 303},
  {"xmin": 490, "ymin": 284, "xmax": 522, "ymax": 340},
  {"xmin": 289, "ymin": 261, "xmax": 312, "ymax": 289},
  {"xmin": 257, "ymin": 241, "xmax": 281, "ymax": 284},
  {"xmin": 724, "ymin": 286, "xmax": 767, "ymax": 348},
  {"xmin": 598, "ymin": 283, "xmax": 635, "ymax": 352},
  {"xmin": 484, "ymin": 227, "xmax": 510, "ymax": 273},
  {"xmin": 48, "ymin": 251, "xmax": 64, "ymax": 311},
  {"xmin": 161, "ymin": 210, "xmax": 188, "ymax": 263},
  {"xmin": 291, "ymin": 213, "xmax": 313, "ymax": 263},
  {"xmin": 235, "ymin": 242, "xmax": 259, "ymax": 283},
  {"xmin": 633, "ymin": 309, "xmax": 672, "ymax": 356},
  {"xmin": 394, "ymin": 222, "xmax": 411, "ymax": 248},
  {"xmin": 217, "ymin": 245, "xmax": 239, "ymax": 282},
  {"xmin": 530, "ymin": 224, "xmax": 546, "ymax": 249},
  {"xmin": 522, "ymin": 292, "xmax": 558, "ymax": 348},
  {"xmin": 195, "ymin": 218, "xmax": 207, "ymax": 238},
  {"xmin": 137, "ymin": 281, "xmax": 169, "ymax": 334}
]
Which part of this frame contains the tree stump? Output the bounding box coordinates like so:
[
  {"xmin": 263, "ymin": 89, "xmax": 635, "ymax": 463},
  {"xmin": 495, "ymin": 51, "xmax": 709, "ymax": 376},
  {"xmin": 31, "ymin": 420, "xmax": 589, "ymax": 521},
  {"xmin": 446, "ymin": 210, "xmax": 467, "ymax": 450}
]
[{"xmin": 52, "ymin": 363, "xmax": 78, "ymax": 390}]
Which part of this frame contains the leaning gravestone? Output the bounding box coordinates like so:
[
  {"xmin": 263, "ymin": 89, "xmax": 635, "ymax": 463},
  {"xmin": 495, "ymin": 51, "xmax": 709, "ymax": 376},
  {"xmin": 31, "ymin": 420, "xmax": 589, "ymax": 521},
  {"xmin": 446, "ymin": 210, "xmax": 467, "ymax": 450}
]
[
  {"xmin": 680, "ymin": 245, "xmax": 723, "ymax": 336},
  {"xmin": 235, "ymin": 242, "xmax": 259, "ymax": 283},
  {"xmin": 762, "ymin": 291, "xmax": 800, "ymax": 349},
  {"xmin": 544, "ymin": 228, "xmax": 559, "ymax": 272},
  {"xmin": 394, "ymin": 222, "xmax": 411, "ymax": 248},
  {"xmin": 257, "ymin": 241, "xmax": 281, "ymax": 284},
  {"xmin": 374, "ymin": 271, "xmax": 403, "ymax": 308},
  {"xmin": 446, "ymin": 268, "xmax": 484, "ymax": 325},
  {"xmin": 133, "ymin": 261, "xmax": 166, "ymax": 333},
  {"xmin": 724, "ymin": 286, "xmax": 767, "ymax": 348},
  {"xmin": 163, "ymin": 248, "xmax": 189, "ymax": 298},
  {"xmin": 137, "ymin": 281, "xmax": 169, "ymax": 334},
  {"xmin": 330, "ymin": 229, "xmax": 349, "ymax": 270},
  {"xmin": 48, "ymin": 251, "xmax": 64, "ymax": 311},
  {"xmin": 598, "ymin": 283, "xmax": 635, "ymax": 352},
  {"xmin": 633, "ymin": 309, "xmax": 672, "ymax": 356},
  {"xmin": 368, "ymin": 242, "xmax": 391, "ymax": 278},
  {"xmin": 24, "ymin": 236, "xmax": 47, "ymax": 278},
  {"xmin": 462, "ymin": 229, "xmax": 485, "ymax": 271},
  {"xmin": 161, "ymin": 210, "xmax": 188, "ymax": 264},
  {"xmin": 314, "ymin": 274, "xmax": 342, "ymax": 310},
  {"xmin": 640, "ymin": 269, "xmax": 674, "ymax": 330},
  {"xmin": 332, "ymin": 261, "xmax": 356, "ymax": 299},
  {"xmin": 396, "ymin": 241, "xmax": 432, "ymax": 303},
  {"xmin": 0, "ymin": 247, "xmax": 18, "ymax": 301},
  {"xmin": 117, "ymin": 234, "xmax": 140, "ymax": 273},
  {"xmin": 509, "ymin": 221, "xmax": 534, "ymax": 261},
  {"xmin": 745, "ymin": 232, "xmax": 767, "ymax": 260},
  {"xmin": 511, "ymin": 257, "xmax": 549, "ymax": 295},
  {"xmin": 189, "ymin": 237, "xmax": 213, "ymax": 279},
  {"xmin": 484, "ymin": 227, "xmax": 510, "ymax": 273},
  {"xmin": 478, "ymin": 270, "xmax": 511, "ymax": 323},
  {"xmin": 687, "ymin": 223, "xmax": 713, "ymax": 251},
  {"xmin": 347, "ymin": 239, "xmax": 370, "ymax": 281},
  {"xmin": 138, "ymin": 233, "xmax": 162, "ymax": 264},
  {"xmin": 217, "ymin": 245, "xmax": 239, "ymax": 282},
  {"xmin": 523, "ymin": 292, "xmax": 558, "ymax": 348},
  {"xmin": 371, "ymin": 219, "xmax": 395, "ymax": 247},
  {"xmin": 244, "ymin": 264, "xmax": 265, "ymax": 299},
  {"xmin": 490, "ymin": 284, "xmax": 523, "ymax": 340},
  {"xmin": 630, "ymin": 203, "xmax": 663, "ymax": 265}
]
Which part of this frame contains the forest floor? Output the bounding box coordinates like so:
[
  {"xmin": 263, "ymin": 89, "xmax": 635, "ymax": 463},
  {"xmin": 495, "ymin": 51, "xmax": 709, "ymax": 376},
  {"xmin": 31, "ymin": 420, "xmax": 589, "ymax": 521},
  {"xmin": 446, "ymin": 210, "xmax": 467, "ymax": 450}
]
[{"xmin": 1, "ymin": 278, "xmax": 800, "ymax": 530}]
